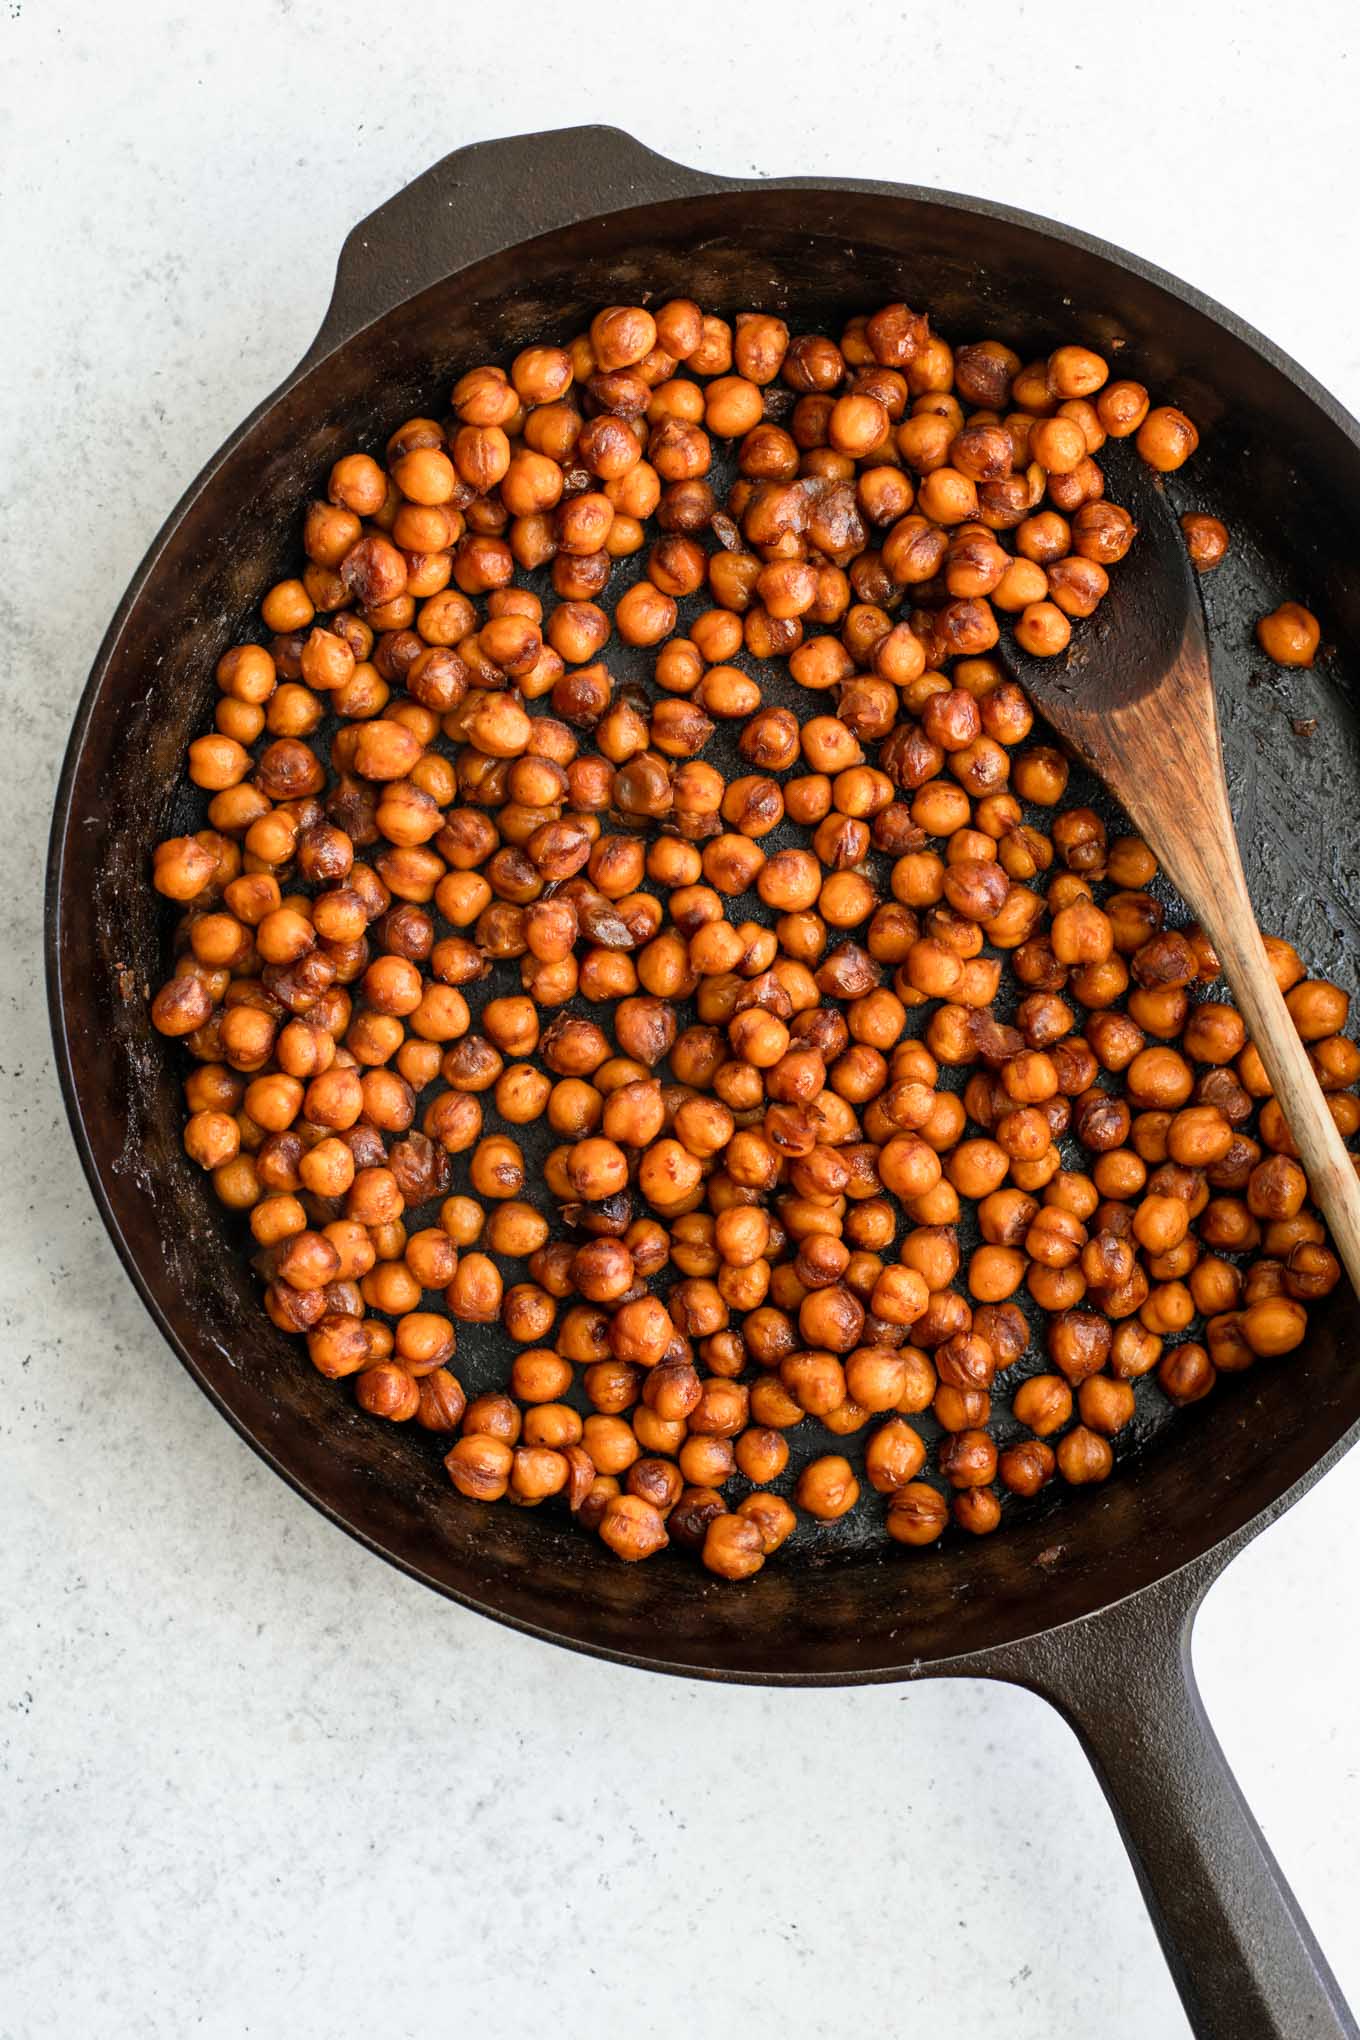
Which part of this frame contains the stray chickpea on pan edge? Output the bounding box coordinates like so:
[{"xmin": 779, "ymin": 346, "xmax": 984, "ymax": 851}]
[{"xmin": 149, "ymin": 296, "xmax": 1348, "ymax": 1578}]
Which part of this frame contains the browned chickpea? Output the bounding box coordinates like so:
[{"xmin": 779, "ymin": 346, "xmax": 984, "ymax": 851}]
[
  {"xmin": 1014, "ymin": 601, "xmax": 1071, "ymax": 658},
  {"xmin": 412, "ymin": 1368, "xmax": 466, "ymax": 1434},
  {"xmin": 938, "ymin": 1428, "xmax": 997, "ymax": 1489},
  {"xmin": 1166, "ymin": 1105, "xmax": 1234, "ymax": 1168},
  {"xmin": 730, "ymin": 311, "xmax": 788, "ymax": 385},
  {"xmin": 792, "ymin": 1454, "xmax": 859, "ymax": 1522},
  {"xmin": 442, "ymin": 1430, "xmax": 516, "ymax": 1502},
  {"xmin": 827, "ymin": 392, "xmax": 889, "ymax": 457},
  {"xmin": 1011, "ymin": 1373, "xmax": 1072, "ymax": 1436},
  {"xmin": 702, "ymin": 1513, "xmax": 766, "ymax": 1579},
  {"xmin": 1158, "ymin": 1341, "xmax": 1215, "ymax": 1406},
  {"xmin": 678, "ymin": 1434, "xmax": 736, "ymax": 1486},
  {"xmin": 727, "ymin": 1422, "xmax": 786, "ymax": 1486},
  {"xmin": 864, "ymin": 1417, "xmax": 927, "ymax": 1493},
  {"xmin": 327, "ymin": 452, "xmax": 386, "ymax": 518},
  {"xmin": 884, "ymin": 1482, "xmax": 948, "ymax": 1545},
  {"xmin": 1086, "ymin": 379, "xmax": 1143, "ymax": 439},
  {"xmin": 1104, "ymin": 1321, "xmax": 1159, "ymax": 1382},
  {"xmin": 951, "ymin": 1486, "xmax": 1000, "ymax": 1535},
  {"xmin": 1077, "ymin": 1375, "xmax": 1135, "ymax": 1436},
  {"xmin": 1055, "ymin": 1425, "xmax": 1114, "ymax": 1485},
  {"xmin": 1280, "ymin": 980, "xmax": 1350, "ymax": 1056},
  {"xmin": 1178, "ymin": 512, "xmax": 1229, "ymax": 571},
  {"xmin": 730, "ymin": 1493, "xmax": 792, "ymax": 1557},
  {"xmin": 775, "ymin": 1348, "xmax": 842, "ymax": 1417},
  {"xmin": 993, "ymin": 1440, "xmax": 1053, "ymax": 1503},
  {"xmin": 1284, "ymin": 1241, "xmax": 1340, "ymax": 1301},
  {"xmin": 504, "ymin": 1445, "xmax": 566, "ymax": 1504},
  {"xmin": 443, "ymin": 1249, "xmax": 501, "ymax": 1323},
  {"xmin": 843, "ymin": 1342, "xmax": 912, "ymax": 1409},
  {"xmin": 1030, "ymin": 415, "xmax": 1087, "ymax": 475},
  {"xmin": 1264, "ymin": 595, "xmax": 1321, "ymax": 677},
  {"xmin": 1240, "ymin": 1295, "xmax": 1308, "ymax": 1357},
  {"xmin": 1136, "ymin": 406, "xmax": 1199, "ymax": 472},
  {"xmin": 598, "ymin": 1493, "xmax": 668, "ymax": 1562},
  {"xmin": 1046, "ymin": 345, "xmax": 1107, "ymax": 399},
  {"xmin": 1046, "ymin": 556, "xmax": 1109, "ymax": 618},
  {"xmin": 507, "ymin": 348, "xmax": 572, "ymax": 414},
  {"xmin": 589, "ymin": 306, "xmax": 657, "ymax": 373},
  {"xmin": 698, "ymin": 374, "xmax": 760, "ymax": 439}
]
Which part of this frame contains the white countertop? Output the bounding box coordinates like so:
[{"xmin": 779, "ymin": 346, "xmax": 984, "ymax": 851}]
[{"xmin": 5, "ymin": 3, "xmax": 1359, "ymax": 2033}]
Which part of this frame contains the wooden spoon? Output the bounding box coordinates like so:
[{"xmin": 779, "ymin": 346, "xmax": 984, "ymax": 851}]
[{"xmin": 1003, "ymin": 441, "xmax": 1360, "ymax": 1292}]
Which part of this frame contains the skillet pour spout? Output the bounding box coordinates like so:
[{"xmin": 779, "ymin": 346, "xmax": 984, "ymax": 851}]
[{"xmin": 46, "ymin": 126, "xmax": 1360, "ymax": 2040}]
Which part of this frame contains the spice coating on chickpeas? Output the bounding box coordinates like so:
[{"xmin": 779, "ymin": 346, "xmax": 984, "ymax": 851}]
[{"xmin": 150, "ymin": 292, "xmax": 1355, "ymax": 1579}]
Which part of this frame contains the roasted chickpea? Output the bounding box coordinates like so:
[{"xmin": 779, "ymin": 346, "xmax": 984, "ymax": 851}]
[
  {"xmin": 598, "ymin": 1493, "xmax": 668, "ymax": 1562},
  {"xmin": 702, "ymin": 1513, "xmax": 765, "ymax": 1579},
  {"xmin": 1011, "ymin": 1374, "xmax": 1072, "ymax": 1437},
  {"xmin": 1014, "ymin": 601, "xmax": 1071, "ymax": 658},
  {"xmin": 1180, "ymin": 513, "xmax": 1229, "ymax": 571},
  {"xmin": 1256, "ymin": 601, "xmax": 1321, "ymax": 668},
  {"xmin": 795, "ymin": 1454, "xmax": 861, "ymax": 1521},
  {"xmin": 1136, "ymin": 406, "xmax": 1199, "ymax": 472},
  {"xmin": 885, "ymin": 1483, "xmax": 949, "ymax": 1545},
  {"xmin": 1056, "ymin": 1425, "xmax": 1114, "ymax": 1485}
]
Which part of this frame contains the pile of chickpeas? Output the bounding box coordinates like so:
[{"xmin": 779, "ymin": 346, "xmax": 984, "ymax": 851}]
[{"xmin": 149, "ymin": 294, "xmax": 1354, "ymax": 1579}]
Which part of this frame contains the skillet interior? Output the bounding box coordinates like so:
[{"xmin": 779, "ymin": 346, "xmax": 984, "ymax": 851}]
[{"xmin": 49, "ymin": 185, "xmax": 1360, "ymax": 1680}]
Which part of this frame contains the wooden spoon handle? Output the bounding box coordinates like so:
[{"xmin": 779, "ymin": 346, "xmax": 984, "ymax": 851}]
[{"xmin": 1184, "ymin": 868, "xmax": 1360, "ymax": 1296}]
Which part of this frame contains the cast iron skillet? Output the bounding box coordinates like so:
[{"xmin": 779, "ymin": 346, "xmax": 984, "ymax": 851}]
[{"xmin": 46, "ymin": 128, "xmax": 1360, "ymax": 2039}]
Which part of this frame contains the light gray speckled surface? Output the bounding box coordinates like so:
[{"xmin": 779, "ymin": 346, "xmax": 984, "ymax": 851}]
[{"xmin": 4, "ymin": 4, "xmax": 1360, "ymax": 2034}]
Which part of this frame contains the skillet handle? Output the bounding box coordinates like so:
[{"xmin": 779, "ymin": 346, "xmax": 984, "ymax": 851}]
[
  {"xmin": 305, "ymin": 126, "xmax": 735, "ymax": 364},
  {"xmin": 991, "ymin": 1563, "xmax": 1356, "ymax": 2040}
]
